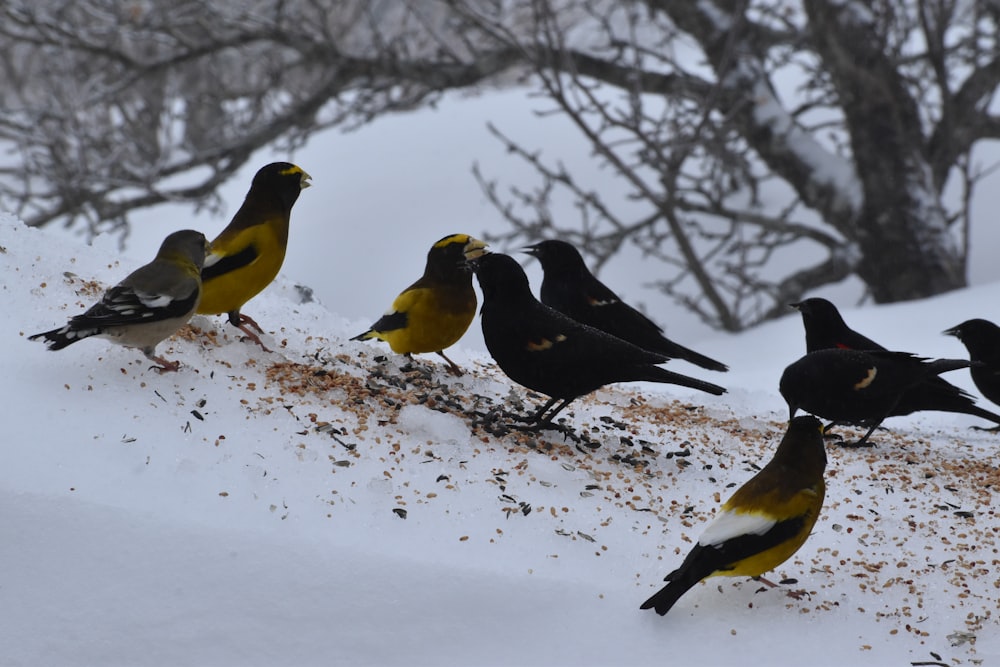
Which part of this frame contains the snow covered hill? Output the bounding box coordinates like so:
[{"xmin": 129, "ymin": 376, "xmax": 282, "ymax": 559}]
[{"xmin": 3, "ymin": 214, "xmax": 997, "ymax": 666}]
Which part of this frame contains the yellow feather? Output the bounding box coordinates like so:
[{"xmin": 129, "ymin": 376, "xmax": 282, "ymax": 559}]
[{"xmin": 198, "ymin": 219, "xmax": 287, "ymax": 316}]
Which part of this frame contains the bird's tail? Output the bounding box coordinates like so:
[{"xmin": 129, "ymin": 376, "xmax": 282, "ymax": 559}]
[
  {"xmin": 349, "ymin": 329, "xmax": 376, "ymax": 342},
  {"xmin": 901, "ymin": 364, "xmax": 1000, "ymax": 425},
  {"xmin": 643, "ymin": 366, "xmax": 726, "ymax": 396},
  {"xmin": 28, "ymin": 325, "xmax": 97, "ymax": 351},
  {"xmin": 639, "ymin": 571, "xmax": 701, "ymax": 616},
  {"xmin": 659, "ymin": 340, "xmax": 729, "ymax": 373},
  {"xmin": 923, "ymin": 357, "xmax": 971, "ymax": 377}
]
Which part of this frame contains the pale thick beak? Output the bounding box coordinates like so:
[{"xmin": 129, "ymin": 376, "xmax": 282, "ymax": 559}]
[{"xmin": 463, "ymin": 238, "xmax": 489, "ymax": 261}]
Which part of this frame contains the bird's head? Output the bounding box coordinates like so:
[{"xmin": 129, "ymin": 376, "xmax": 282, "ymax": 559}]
[
  {"xmin": 523, "ymin": 239, "xmax": 587, "ymax": 275},
  {"xmin": 426, "ymin": 234, "xmax": 488, "ymax": 276},
  {"xmin": 469, "ymin": 252, "xmax": 533, "ymax": 302},
  {"xmin": 789, "ymin": 297, "xmax": 844, "ymax": 324},
  {"xmin": 250, "ymin": 162, "xmax": 311, "ymax": 210},
  {"xmin": 158, "ymin": 229, "xmax": 210, "ymax": 272}
]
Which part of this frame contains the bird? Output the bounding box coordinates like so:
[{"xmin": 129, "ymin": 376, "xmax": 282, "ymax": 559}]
[
  {"xmin": 789, "ymin": 297, "xmax": 880, "ymax": 351},
  {"xmin": 780, "ymin": 348, "xmax": 971, "ymax": 446},
  {"xmin": 944, "ymin": 318, "xmax": 1000, "ymax": 416},
  {"xmin": 351, "ymin": 234, "xmax": 488, "ymax": 375},
  {"xmin": 470, "ymin": 252, "xmax": 726, "ymax": 424},
  {"xmin": 640, "ymin": 415, "xmax": 827, "ymax": 616},
  {"xmin": 524, "ymin": 239, "xmax": 728, "ymax": 372},
  {"xmin": 29, "ymin": 229, "xmax": 208, "ymax": 372},
  {"xmin": 790, "ymin": 297, "xmax": 1000, "ymax": 429},
  {"xmin": 197, "ymin": 161, "xmax": 312, "ymax": 350}
]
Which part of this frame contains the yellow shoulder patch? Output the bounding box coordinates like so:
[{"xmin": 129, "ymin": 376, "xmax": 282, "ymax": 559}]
[
  {"xmin": 527, "ymin": 334, "xmax": 567, "ymax": 352},
  {"xmin": 853, "ymin": 367, "xmax": 877, "ymax": 390}
]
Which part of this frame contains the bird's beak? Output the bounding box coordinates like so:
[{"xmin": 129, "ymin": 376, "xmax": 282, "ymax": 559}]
[
  {"xmin": 523, "ymin": 244, "xmax": 540, "ymax": 258},
  {"xmin": 300, "ymin": 171, "xmax": 313, "ymax": 189},
  {"xmin": 463, "ymin": 238, "xmax": 489, "ymax": 262},
  {"xmin": 789, "ymin": 302, "xmax": 803, "ymax": 311},
  {"xmin": 942, "ymin": 326, "xmax": 959, "ymax": 338}
]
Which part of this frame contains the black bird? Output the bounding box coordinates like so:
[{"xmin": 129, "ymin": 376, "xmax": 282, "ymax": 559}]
[
  {"xmin": 780, "ymin": 348, "xmax": 971, "ymax": 446},
  {"xmin": 471, "ymin": 253, "xmax": 726, "ymax": 424},
  {"xmin": 524, "ymin": 240, "xmax": 728, "ymax": 372},
  {"xmin": 944, "ymin": 318, "xmax": 1000, "ymax": 412},
  {"xmin": 790, "ymin": 297, "xmax": 1000, "ymax": 429}
]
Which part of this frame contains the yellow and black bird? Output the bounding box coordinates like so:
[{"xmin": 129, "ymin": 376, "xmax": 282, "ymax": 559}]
[
  {"xmin": 351, "ymin": 234, "xmax": 488, "ymax": 375},
  {"xmin": 471, "ymin": 252, "xmax": 725, "ymax": 425},
  {"xmin": 29, "ymin": 229, "xmax": 208, "ymax": 372},
  {"xmin": 640, "ymin": 415, "xmax": 827, "ymax": 616},
  {"xmin": 198, "ymin": 162, "xmax": 311, "ymax": 350}
]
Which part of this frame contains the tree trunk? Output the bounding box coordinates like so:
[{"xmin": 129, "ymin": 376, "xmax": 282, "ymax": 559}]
[{"xmin": 802, "ymin": 0, "xmax": 966, "ymax": 302}]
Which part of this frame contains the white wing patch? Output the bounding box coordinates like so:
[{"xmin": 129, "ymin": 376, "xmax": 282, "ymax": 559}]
[
  {"xmin": 202, "ymin": 252, "xmax": 224, "ymax": 268},
  {"xmin": 136, "ymin": 291, "xmax": 174, "ymax": 310},
  {"xmin": 698, "ymin": 508, "xmax": 776, "ymax": 547}
]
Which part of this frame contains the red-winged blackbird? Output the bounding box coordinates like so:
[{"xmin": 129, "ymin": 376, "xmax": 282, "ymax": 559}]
[
  {"xmin": 780, "ymin": 349, "xmax": 971, "ymax": 446},
  {"xmin": 524, "ymin": 240, "xmax": 728, "ymax": 372},
  {"xmin": 944, "ymin": 319, "xmax": 1000, "ymax": 411},
  {"xmin": 471, "ymin": 253, "xmax": 726, "ymax": 424},
  {"xmin": 790, "ymin": 297, "xmax": 1000, "ymax": 428},
  {"xmin": 640, "ymin": 416, "xmax": 826, "ymax": 616}
]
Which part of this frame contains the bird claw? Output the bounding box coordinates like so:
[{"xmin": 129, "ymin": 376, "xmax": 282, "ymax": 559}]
[
  {"xmin": 838, "ymin": 438, "xmax": 877, "ymax": 448},
  {"xmin": 752, "ymin": 576, "xmax": 810, "ymax": 600},
  {"xmin": 970, "ymin": 424, "xmax": 1000, "ymax": 433},
  {"xmin": 237, "ymin": 326, "xmax": 272, "ymax": 352},
  {"xmin": 149, "ymin": 360, "xmax": 180, "ymax": 373},
  {"xmin": 236, "ymin": 313, "xmax": 265, "ymax": 334}
]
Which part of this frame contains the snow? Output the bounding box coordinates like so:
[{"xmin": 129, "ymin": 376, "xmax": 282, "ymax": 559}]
[{"xmin": 5, "ymin": 212, "xmax": 1000, "ymax": 666}]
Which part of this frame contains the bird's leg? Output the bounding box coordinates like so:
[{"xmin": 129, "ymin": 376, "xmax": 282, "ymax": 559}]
[
  {"xmin": 435, "ymin": 350, "xmax": 464, "ymax": 376},
  {"xmin": 228, "ymin": 311, "xmax": 271, "ymax": 352},
  {"xmin": 507, "ymin": 397, "xmax": 560, "ymax": 424},
  {"xmin": 821, "ymin": 421, "xmax": 843, "ymax": 442},
  {"xmin": 540, "ymin": 398, "xmax": 573, "ymax": 424},
  {"xmin": 230, "ymin": 311, "xmax": 265, "ymax": 334},
  {"xmin": 752, "ymin": 575, "xmax": 809, "ymax": 600},
  {"xmin": 843, "ymin": 420, "xmax": 883, "ymax": 448},
  {"xmin": 146, "ymin": 354, "xmax": 180, "ymax": 373}
]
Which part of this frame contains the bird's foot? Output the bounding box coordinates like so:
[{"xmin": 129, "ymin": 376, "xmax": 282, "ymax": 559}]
[
  {"xmin": 148, "ymin": 356, "xmax": 180, "ymax": 373},
  {"xmin": 752, "ymin": 576, "xmax": 809, "ymax": 600},
  {"xmin": 435, "ymin": 351, "xmax": 464, "ymax": 376},
  {"xmin": 970, "ymin": 424, "xmax": 1000, "ymax": 433},
  {"xmin": 237, "ymin": 313, "xmax": 265, "ymax": 334},
  {"xmin": 237, "ymin": 323, "xmax": 272, "ymax": 352},
  {"xmin": 838, "ymin": 438, "xmax": 877, "ymax": 449},
  {"xmin": 821, "ymin": 425, "xmax": 843, "ymax": 442}
]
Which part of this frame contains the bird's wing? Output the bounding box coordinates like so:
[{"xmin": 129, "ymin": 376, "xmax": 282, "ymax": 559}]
[
  {"xmin": 201, "ymin": 244, "xmax": 259, "ymax": 281},
  {"xmin": 696, "ymin": 504, "xmax": 810, "ymax": 573},
  {"xmin": 71, "ymin": 280, "xmax": 199, "ymax": 328}
]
